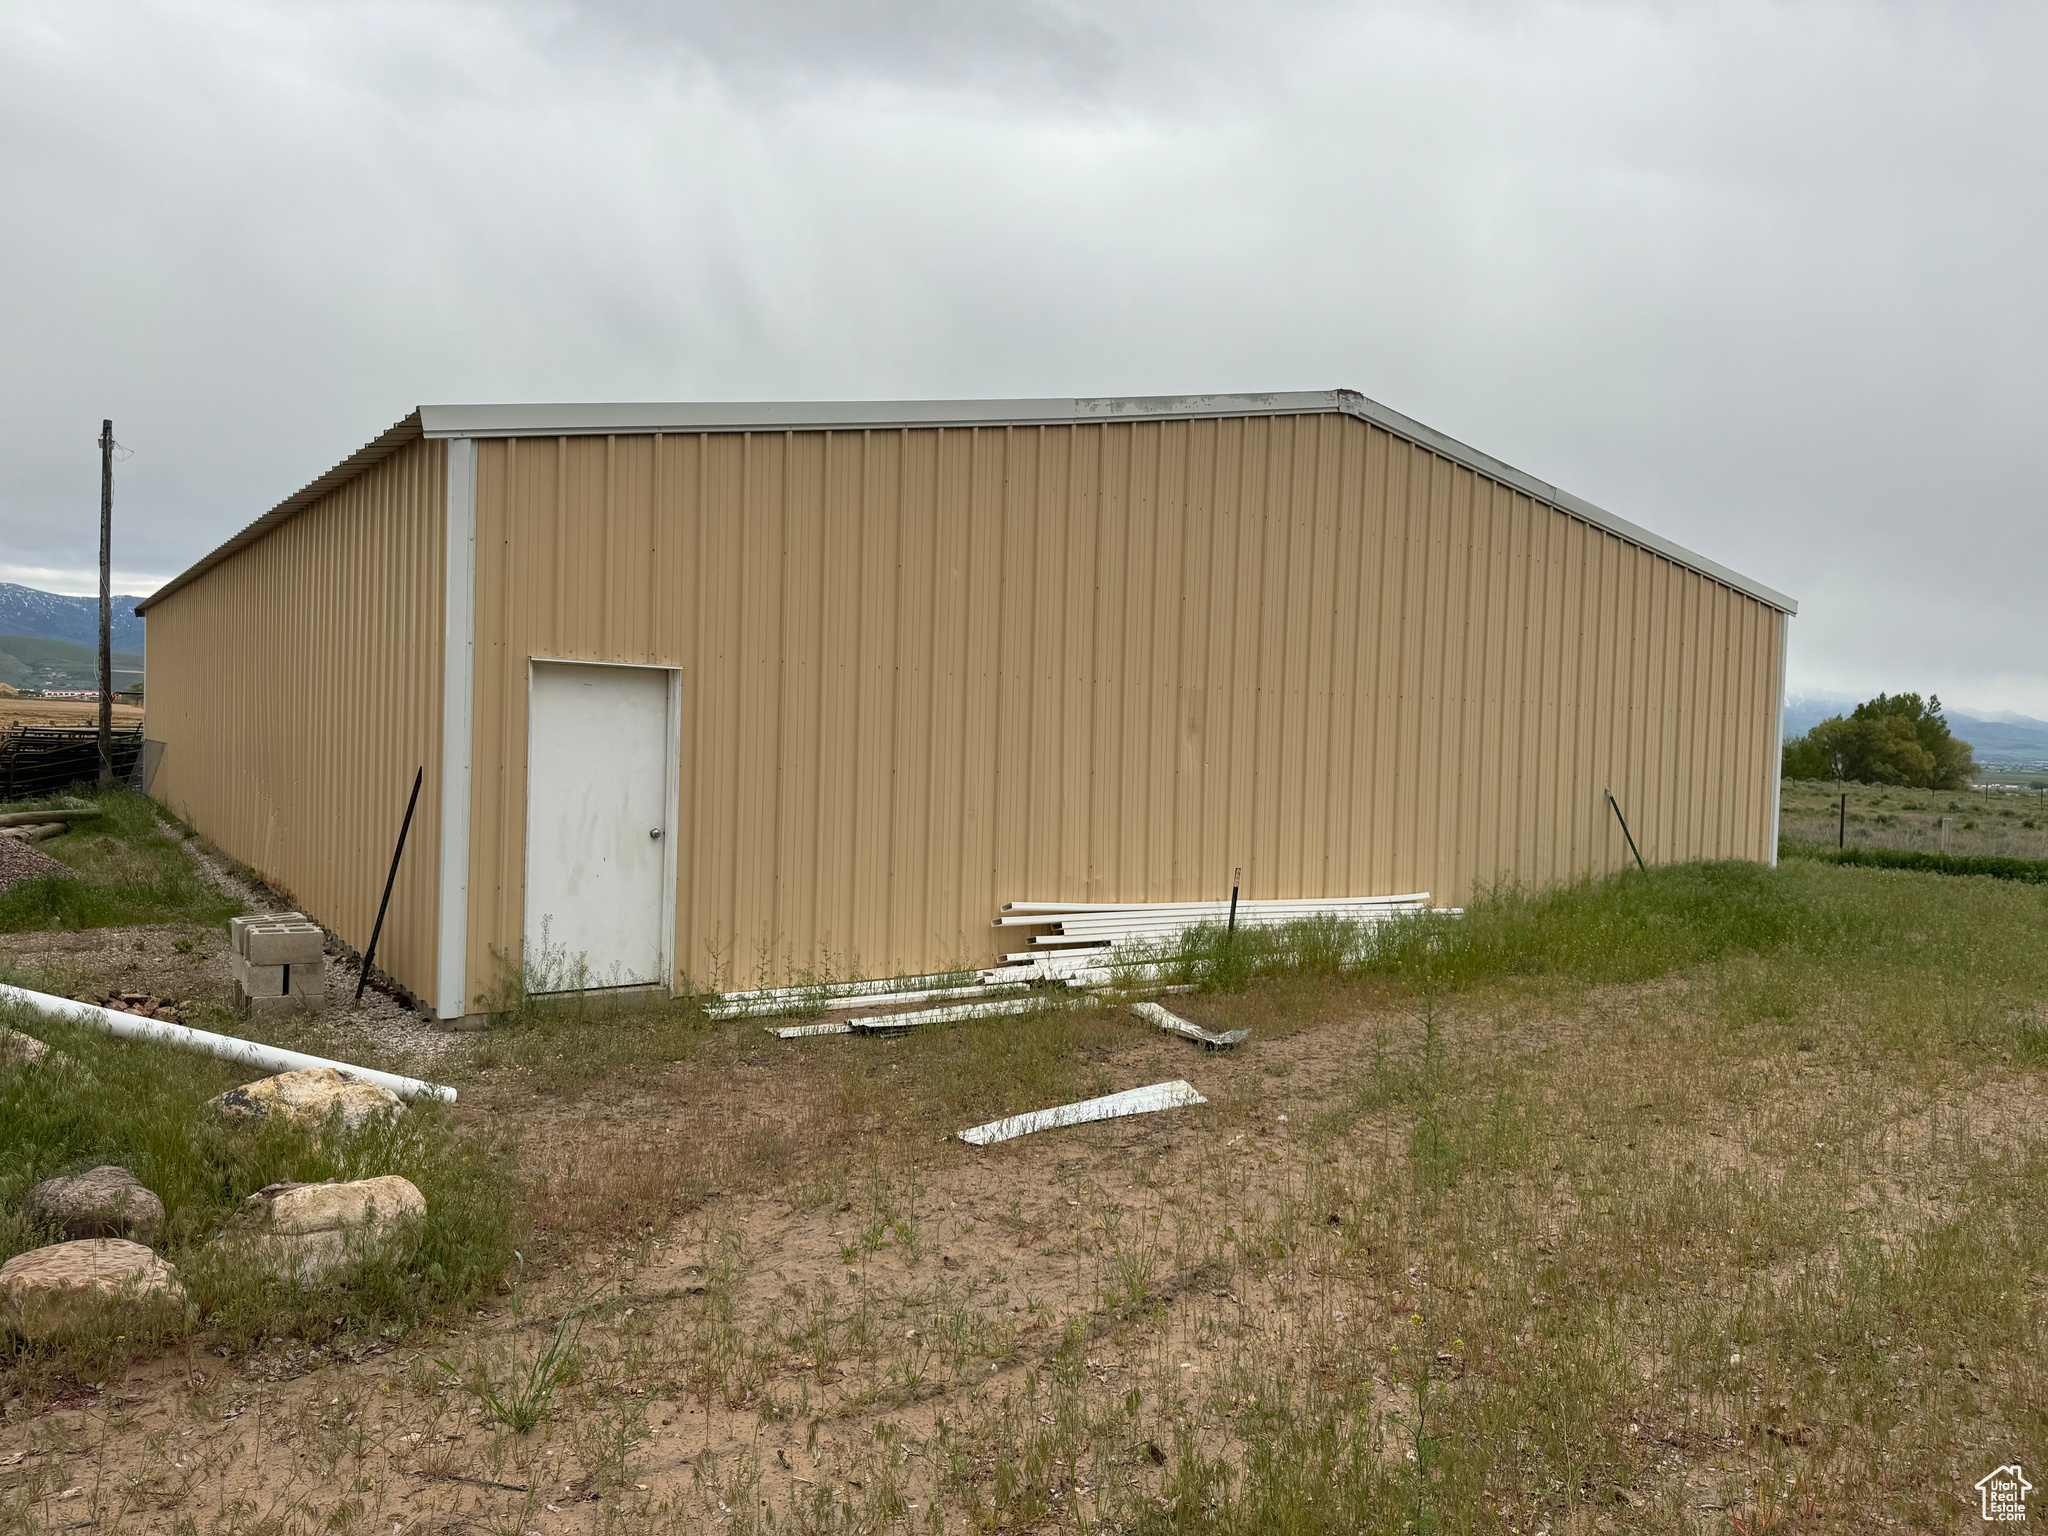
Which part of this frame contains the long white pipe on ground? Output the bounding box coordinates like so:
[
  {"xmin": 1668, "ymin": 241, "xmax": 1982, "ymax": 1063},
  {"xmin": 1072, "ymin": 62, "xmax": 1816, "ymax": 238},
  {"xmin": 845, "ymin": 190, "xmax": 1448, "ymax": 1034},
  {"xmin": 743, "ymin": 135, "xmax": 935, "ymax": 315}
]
[{"xmin": 0, "ymin": 984, "xmax": 456, "ymax": 1103}]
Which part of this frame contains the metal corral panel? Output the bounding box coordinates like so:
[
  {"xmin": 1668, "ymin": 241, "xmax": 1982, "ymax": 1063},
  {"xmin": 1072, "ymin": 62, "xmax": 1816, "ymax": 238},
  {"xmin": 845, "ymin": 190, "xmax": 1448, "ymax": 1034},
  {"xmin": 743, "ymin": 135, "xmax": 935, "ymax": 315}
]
[
  {"xmin": 464, "ymin": 414, "xmax": 1783, "ymax": 995},
  {"xmin": 142, "ymin": 438, "xmax": 446, "ymax": 1000}
]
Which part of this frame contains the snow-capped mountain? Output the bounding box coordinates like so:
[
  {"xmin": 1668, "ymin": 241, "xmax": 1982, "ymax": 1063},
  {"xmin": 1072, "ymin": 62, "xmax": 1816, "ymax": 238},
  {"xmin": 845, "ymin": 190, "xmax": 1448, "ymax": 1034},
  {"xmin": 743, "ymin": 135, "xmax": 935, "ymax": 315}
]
[{"xmin": 0, "ymin": 583, "xmax": 147, "ymax": 652}]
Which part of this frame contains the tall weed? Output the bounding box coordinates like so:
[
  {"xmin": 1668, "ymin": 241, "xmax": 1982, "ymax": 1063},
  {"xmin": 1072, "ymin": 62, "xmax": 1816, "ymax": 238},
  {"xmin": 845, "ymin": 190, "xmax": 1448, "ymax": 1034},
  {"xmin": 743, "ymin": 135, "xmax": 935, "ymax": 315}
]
[{"xmin": 1149, "ymin": 860, "xmax": 1867, "ymax": 994}]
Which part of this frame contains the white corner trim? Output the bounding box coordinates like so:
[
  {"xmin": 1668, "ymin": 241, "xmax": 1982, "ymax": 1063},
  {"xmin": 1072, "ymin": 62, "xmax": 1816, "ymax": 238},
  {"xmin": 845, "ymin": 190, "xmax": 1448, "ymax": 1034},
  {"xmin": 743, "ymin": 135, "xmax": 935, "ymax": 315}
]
[
  {"xmin": 663, "ymin": 667, "xmax": 682, "ymax": 990},
  {"xmin": 1769, "ymin": 611, "xmax": 1790, "ymax": 868},
  {"xmin": 436, "ymin": 438, "xmax": 478, "ymax": 1020}
]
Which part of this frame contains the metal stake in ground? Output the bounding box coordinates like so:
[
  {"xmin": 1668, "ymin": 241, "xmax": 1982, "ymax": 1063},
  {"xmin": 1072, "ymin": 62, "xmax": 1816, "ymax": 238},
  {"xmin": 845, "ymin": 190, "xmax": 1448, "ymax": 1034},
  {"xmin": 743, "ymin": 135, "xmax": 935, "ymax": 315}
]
[
  {"xmin": 1839, "ymin": 792, "xmax": 1847, "ymax": 849},
  {"xmin": 97, "ymin": 419, "xmax": 113, "ymax": 785},
  {"xmin": 356, "ymin": 766, "xmax": 424, "ymax": 1005},
  {"xmin": 1606, "ymin": 790, "xmax": 1647, "ymax": 872}
]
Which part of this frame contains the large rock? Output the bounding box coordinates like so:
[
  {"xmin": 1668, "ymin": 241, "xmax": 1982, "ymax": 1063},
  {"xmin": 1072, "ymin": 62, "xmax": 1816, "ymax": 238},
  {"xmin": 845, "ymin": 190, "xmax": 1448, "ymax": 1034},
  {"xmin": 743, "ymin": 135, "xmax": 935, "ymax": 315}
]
[
  {"xmin": 22, "ymin": 1166, "xmax": 164, "ymax": 1244},
  {"xmin": 0, "ymin": 1239, "xmax": 185, "ymax": 1341},
  {"xmin": 227, "ymin": 1175, "xmax": 426, "ymax": 1284},
  {"xmin": 206, "ymin": 1067, "xmax": 401, "ymax": 1137},
  {"xmin": 0, "ymin": 1028, "xmax": 59, "ymax": 1068}
]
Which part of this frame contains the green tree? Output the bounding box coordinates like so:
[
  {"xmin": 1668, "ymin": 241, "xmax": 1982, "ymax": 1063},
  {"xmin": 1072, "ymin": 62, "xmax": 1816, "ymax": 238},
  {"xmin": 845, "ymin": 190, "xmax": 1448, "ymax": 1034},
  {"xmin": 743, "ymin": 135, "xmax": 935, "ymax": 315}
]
[
  {"xmin": 1781, "ymin": 692, "xmax": 1978, "ymax": 788},
  {"xmin": 1781, "ymin": 731, "xmax": 1831, "ymax": 779}
]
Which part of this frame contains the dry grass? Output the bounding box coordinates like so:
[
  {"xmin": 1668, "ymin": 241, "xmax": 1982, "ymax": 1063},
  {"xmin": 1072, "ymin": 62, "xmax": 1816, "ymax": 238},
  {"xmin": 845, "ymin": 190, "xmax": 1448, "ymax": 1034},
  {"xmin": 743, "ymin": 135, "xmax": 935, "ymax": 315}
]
[
  {"xmin": 1781, "ymin": 774, "xmax": 2048, "ymax": 859},
  {"xmin": 0, "ymin": 699, "xmax": 144, "ymax": 731},
  {"xmin": 3, "ymin": 860, "xmax": 2045, "ymax": 1533}
]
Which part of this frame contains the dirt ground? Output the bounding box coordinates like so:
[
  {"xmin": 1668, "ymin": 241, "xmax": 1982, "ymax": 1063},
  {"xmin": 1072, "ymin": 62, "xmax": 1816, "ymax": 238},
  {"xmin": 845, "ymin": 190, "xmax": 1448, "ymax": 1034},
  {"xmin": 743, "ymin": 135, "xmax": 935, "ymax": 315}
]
[
  {"xmin": 0, "ymin": 992, "xmax": 1444, "ymax": 1532},
  {"xmin": 6, "ymin": 956, "xmax": 2041, "ymax": 1532},
  {"xmin": 3, "ymin": 862, "xmax": 2044, "ymax": 1532}
]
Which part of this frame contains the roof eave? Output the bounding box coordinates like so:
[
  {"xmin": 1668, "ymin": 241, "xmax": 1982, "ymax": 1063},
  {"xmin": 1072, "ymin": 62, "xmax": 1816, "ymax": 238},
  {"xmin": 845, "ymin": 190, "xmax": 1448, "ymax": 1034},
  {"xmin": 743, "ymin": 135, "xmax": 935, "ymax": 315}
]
[
  {"xmin": 139, "ymin": 392, "xmax": 1797, "ymax": 617},
  {"xmin": 135, "ymin": 412, "xmax": 424, "ymax": 615}
]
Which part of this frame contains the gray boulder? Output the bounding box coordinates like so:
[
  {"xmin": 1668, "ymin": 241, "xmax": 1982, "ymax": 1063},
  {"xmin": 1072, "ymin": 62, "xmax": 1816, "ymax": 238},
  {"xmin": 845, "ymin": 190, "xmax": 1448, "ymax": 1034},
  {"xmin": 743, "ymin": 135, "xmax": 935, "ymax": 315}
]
[{"xmin": 22, "ymin": 1166, "xmax": 164, "ymax": 1244}]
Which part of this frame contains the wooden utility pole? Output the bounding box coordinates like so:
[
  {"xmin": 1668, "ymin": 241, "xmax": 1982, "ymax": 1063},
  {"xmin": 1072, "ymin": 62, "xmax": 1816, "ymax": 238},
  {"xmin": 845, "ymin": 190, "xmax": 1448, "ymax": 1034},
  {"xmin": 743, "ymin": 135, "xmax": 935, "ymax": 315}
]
[{"xmin": 98, "ymin": 419, "xmax": 113, "ymax": 784}]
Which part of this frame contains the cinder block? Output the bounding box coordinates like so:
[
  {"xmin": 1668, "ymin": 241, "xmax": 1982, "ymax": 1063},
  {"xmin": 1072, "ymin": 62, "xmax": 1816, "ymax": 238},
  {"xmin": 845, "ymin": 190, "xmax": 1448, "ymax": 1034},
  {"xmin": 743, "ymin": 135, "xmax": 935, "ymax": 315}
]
[
  {"xmin": 231, "ymin": 952, "xmax": 325, "ymax": 999},
  {"xmin": 235, "ymin": 984, "xmax": 320, "ymax": 1018},
  {"xmin": 230, "ymin": 912, "xmax": 307, "ymax": 959},
  {"xmin": 244, "ymin": 922, "xmax": 324, "ymax": 966}
]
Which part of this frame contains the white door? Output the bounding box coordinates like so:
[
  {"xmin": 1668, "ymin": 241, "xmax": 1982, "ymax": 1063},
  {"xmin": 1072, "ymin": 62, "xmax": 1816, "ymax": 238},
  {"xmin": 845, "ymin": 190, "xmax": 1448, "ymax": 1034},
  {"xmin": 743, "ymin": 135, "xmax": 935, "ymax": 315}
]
[{"xmin": 524, "ymin": 662, "xmax": 673, "ymax": 991}]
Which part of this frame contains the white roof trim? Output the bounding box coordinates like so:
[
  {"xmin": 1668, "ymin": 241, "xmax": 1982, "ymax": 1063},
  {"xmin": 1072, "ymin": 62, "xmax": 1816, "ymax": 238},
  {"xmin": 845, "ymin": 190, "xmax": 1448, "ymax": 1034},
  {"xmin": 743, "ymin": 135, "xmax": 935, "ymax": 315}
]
[
  {"xmin": 416, "ymin": 391, "xmax": 1793, "ymax": 613},
  {"xmin": 142, "ymin": 390, "xmax": 1795, "ymax": 615}
]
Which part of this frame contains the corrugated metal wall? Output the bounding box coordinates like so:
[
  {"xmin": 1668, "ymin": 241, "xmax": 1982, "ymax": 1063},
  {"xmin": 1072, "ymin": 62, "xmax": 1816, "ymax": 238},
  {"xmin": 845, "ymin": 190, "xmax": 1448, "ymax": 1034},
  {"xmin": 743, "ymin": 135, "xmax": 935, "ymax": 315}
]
[
  {"xmin": 144, "ymin": 438, "xmax": 446, "ymax": 1000},
  {"xmin": 466, "ymin": 412, "xmax": 1783, "ymax": 994}
]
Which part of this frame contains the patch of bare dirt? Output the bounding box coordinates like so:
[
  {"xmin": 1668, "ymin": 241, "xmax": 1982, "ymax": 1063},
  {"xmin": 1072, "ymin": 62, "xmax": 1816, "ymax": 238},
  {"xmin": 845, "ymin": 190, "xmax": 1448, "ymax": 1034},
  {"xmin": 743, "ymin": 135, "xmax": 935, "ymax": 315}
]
[{"xmin": 7, "ymin": 968, "xmax": 2045, "ymax": 1532}]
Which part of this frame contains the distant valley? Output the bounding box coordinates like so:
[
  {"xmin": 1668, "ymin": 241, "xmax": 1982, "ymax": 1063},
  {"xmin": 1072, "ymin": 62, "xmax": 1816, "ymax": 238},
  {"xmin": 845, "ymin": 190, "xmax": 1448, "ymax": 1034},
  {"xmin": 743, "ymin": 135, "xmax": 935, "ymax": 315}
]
[{"xmin": 0, "ymin": 633, "xmax": 145, "ymax": 692}]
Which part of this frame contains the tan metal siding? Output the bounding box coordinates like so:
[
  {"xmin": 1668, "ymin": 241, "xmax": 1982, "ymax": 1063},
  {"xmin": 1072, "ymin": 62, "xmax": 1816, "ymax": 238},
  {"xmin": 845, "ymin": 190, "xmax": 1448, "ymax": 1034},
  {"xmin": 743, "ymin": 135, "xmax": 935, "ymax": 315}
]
[
  {"xmin": 142, "ymin": 438, "xmax": 446, "ymax": 1000},
  {"xmin": 464, "ymin": 415, "xmax": 1783, "ymax": 996}
]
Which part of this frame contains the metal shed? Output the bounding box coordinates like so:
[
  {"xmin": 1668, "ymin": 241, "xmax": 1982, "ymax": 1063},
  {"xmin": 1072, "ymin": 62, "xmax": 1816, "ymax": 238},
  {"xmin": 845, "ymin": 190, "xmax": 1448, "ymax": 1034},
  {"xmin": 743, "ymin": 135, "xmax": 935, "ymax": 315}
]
[{"xmin": 137, "ymin": 390, "xmax": 1796, "ymax": 1021}]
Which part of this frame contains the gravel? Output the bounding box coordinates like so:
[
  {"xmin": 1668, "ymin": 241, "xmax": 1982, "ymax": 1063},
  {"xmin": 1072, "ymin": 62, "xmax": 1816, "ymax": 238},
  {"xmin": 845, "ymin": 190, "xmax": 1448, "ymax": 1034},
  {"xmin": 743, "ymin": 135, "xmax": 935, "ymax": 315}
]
[
  {"xmin": 0, "ymin": 827, "xmax": 455, "ymax": 1073},
  {"xmin": 181, "ymin": 836, "xmax": 454, "ymax": 1067},
  {"xmin": 0, "ymin": 835, "xmax": 70, "ymax": 896}
]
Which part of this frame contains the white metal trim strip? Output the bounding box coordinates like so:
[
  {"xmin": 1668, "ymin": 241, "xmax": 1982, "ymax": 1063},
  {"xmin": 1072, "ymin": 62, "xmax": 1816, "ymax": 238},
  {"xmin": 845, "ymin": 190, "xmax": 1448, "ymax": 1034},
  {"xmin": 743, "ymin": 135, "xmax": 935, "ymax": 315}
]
[
  {"xmin": 412, "ymin": 392, "xmax": 1794, "ymax": 614},
  {"xmin": 145, "ymin": 393, "xmax": 1795, "ymax": 619},
  {"xmin": 959, "ymin": 1080, "xmax": 1208, "ymax": 1147},
  {"xmin": 1770, "ymin": 612, "xmax": 1790, "ymax": 867},
  {"xmin": 435, "ymin": 438, "xmax": 477, "ymax": 1021}
]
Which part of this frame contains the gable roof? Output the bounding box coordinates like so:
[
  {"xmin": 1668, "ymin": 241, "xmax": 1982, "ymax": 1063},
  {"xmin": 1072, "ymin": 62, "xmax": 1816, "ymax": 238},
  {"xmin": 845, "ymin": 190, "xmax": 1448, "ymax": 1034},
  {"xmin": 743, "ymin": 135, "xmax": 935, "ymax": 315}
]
[{"xmin": 137, "ymin": 390, "xmax": 1797, "ymax": 616}]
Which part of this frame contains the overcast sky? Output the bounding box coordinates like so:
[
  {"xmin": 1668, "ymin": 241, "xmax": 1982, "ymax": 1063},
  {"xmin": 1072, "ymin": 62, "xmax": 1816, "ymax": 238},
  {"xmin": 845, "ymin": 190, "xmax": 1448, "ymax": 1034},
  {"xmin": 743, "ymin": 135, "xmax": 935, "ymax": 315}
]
[{"xmin": 3, "ymin": 0, "xmax": 2042, "ymax": 713}]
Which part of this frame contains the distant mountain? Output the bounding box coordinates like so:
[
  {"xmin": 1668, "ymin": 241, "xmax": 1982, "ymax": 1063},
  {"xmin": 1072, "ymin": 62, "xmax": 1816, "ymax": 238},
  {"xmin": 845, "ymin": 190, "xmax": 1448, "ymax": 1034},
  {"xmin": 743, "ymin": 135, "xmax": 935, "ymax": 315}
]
[
  {"xmin": 1948, "ymin": 714, "xmax": 2048, "ymax": 767},
  {"xmin": 1781, "ymin": 691, "xmax": 1862, "ymax": 739},
  {"xmin": 0, "ymin": 583, "xmax": 147, "ymax": 653},
  {"xmin": 0, "ymin": 634, "xmax": 145, "ymax": 692},
  {"xmin": 1783, "ymin": 691, "xmax": 2048, "ymax": 769}
]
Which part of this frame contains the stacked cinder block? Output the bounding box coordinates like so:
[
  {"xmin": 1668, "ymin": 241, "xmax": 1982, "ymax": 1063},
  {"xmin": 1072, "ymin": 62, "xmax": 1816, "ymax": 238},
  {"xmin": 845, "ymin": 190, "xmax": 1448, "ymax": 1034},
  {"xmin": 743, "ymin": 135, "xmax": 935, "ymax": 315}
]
[{"xmin": 229, "ymin": 913, "xmax": 326, "ymax": 1015}]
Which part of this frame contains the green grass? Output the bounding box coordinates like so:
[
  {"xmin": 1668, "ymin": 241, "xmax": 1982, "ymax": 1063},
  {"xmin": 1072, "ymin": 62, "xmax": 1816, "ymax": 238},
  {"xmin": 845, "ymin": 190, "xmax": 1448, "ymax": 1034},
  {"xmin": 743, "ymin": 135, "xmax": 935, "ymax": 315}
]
[
  {"xmin": 0, "ymin": 632, "xmax": 144, "ymax": 692},
  {"xmin": 5, "ymin": 856, "xmax": 2045, "ymax": 1532},
  {"xmin": 1143, "ymin": 858, "xmax": 1869, "ymax": 995},
  {"xmin": 0, "ymin": 786, "xmax": 243, "ymax": 931},
  {"xmin": 1781, "ymin": 840, "xmax": 2048, "ymax": 883},
  {"xmin": 1780, "ymin": 773, "xmax": 2048, "ymax": 860},
  {"xmin": 0, "ymin": 1003, "xmax": 516, "ymax": 1383},
  {"xmin": 456, "ymin": 990, "xmax": 720, "ymax": 1092}
]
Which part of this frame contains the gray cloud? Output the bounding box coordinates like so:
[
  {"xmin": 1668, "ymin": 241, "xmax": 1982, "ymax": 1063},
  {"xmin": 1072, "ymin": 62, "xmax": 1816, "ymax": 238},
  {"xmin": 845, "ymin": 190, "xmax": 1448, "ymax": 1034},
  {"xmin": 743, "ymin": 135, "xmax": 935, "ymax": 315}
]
[
  {"xmin": 2, "ymin": 0, "xmax": 2042, "ymax": 710},
  {"xmin": 523, "ymin": 0, "xmax": 1133, "ymax": 100}
]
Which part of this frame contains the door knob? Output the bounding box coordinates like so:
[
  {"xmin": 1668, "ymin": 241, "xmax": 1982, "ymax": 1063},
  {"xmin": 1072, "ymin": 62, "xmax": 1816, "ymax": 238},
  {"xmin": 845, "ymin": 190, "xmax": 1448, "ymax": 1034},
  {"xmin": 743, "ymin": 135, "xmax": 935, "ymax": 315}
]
[{"xmin": 649, "ymin": 828, "xmax": 663, "ymax": 839}]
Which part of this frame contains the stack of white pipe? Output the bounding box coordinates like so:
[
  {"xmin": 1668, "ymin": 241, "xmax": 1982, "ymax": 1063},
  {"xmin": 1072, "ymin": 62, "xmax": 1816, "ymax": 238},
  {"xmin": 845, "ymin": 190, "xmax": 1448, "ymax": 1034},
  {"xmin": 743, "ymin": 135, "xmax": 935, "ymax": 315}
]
[
  {"xmin": 716, "ymin": 893, "xmax": 1440, "ymax": 1019},
  {"xmin": 986, "ymin": 894, "xmax": 1431, "ymax": 979}
]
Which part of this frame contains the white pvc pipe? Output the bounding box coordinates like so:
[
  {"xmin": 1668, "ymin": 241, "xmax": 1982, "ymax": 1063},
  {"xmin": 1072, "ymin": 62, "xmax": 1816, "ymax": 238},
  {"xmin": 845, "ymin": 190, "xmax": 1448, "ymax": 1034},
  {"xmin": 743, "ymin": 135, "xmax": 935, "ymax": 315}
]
[{"xmin": 0, "ymin": 984, "xmax": 456, "ymax": 1103}]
